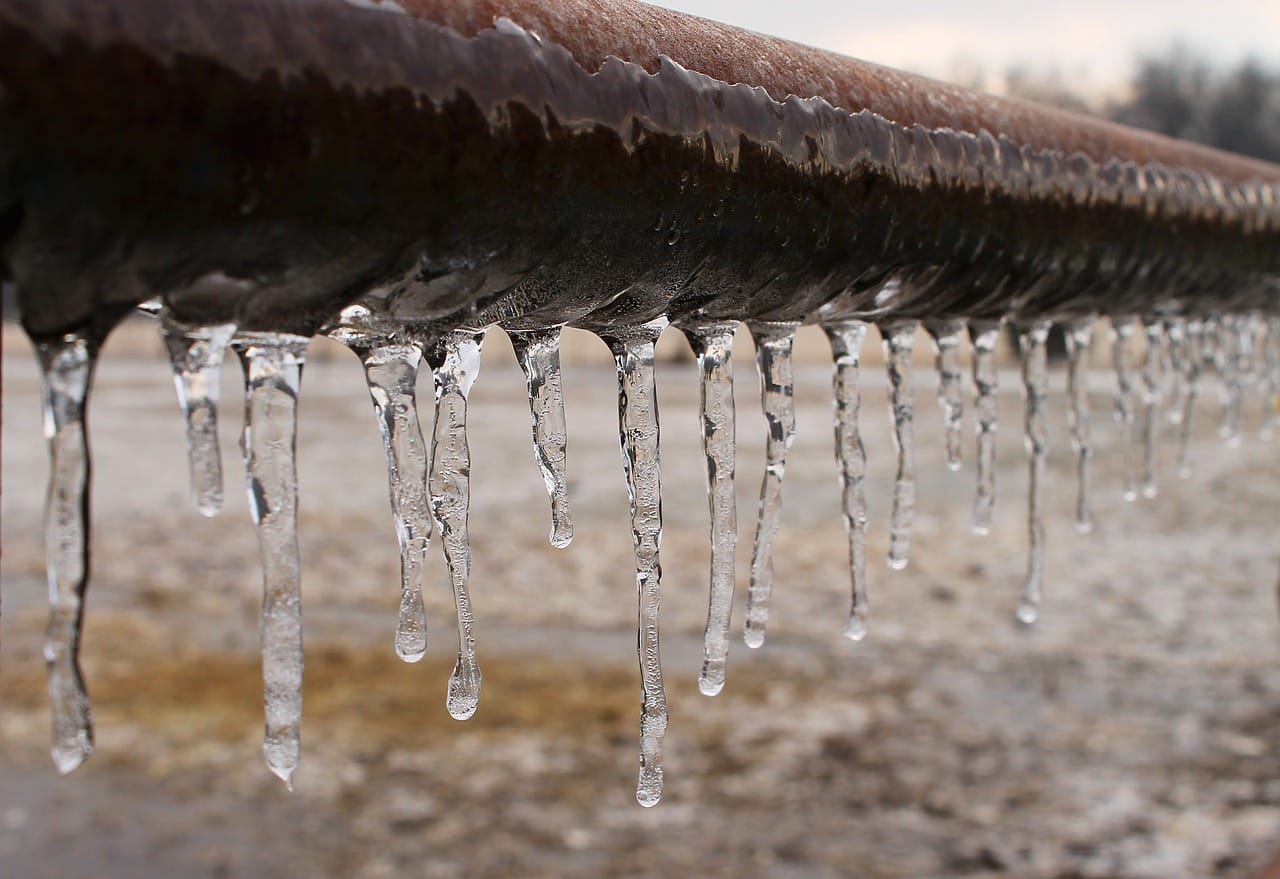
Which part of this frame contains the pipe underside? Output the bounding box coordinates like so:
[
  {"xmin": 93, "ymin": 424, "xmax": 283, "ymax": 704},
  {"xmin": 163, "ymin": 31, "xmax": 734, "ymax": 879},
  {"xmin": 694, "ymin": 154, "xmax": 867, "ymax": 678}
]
[{"xmin": 1, "ymin": 0, "xmax": 1277, "ymax": 339}]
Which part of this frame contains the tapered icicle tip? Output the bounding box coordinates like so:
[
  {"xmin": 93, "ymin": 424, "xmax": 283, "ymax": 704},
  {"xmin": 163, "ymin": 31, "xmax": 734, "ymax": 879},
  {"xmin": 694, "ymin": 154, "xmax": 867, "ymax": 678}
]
[
  {"xmin": 698, "ymin": 666, "xmax": 726, "ymax": 697},
  {"xmin": 1015, "ymin": 600, "xmax": 1040, "ymax": 626},
  {"xmin": 265, "ymin": 754, "xmax": 296, "ymax": 790},
  {"xmin": 447, "ymin": 653, "xmax": 483, "ymax": 720},
  {"xmin": 637, "ymin": 761, "xmax": 664, "ymax": 808},
  {"xmin": 743, "ymin": 628, "xmax": 766, "ymax": 650},
  {"xmin": 51, "ymin": 737, "xmax": 93, "ymax": 775},
  {"xmin": 843, "ymin": 614, "xmax": 868, "ymax": 642},
  {"xmin": 395, "ymin": 605, "xmax": 428, "ymax": 663}
]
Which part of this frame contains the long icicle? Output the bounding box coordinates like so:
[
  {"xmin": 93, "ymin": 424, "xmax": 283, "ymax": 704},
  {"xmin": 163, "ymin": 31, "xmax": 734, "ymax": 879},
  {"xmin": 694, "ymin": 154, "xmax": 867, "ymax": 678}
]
[
  {"xmin": 424, "ymin": 330, "xmax": 486, "ymax": 721},
  {"xmin": 1140, "ymin": 319, "xmax": 1164, "ymax": 499},
  {"xmin": 969, "ymin": 321, "xmax": 1001, "ymax": 535},
  {"xmin": 1016, "ymin": 322, "xmax": 1051, "ymax": 625},
  {"xmin": 680, "ymin": 323, "xmax": 739, "ymax": 696},
  {"xmin": 882, "ymin": 320, "xmax": 918, "ymax": 570},
  {"xmin": 158, "ymin": 313, "xmax": 236, "ymax": 517},
  {"xmin": 823, "ymin": 321, "xmax": 871, "ymax": 640},
  {"xmin": 1063, "ymin": 317, "xmax": 1095, "ymax": 533},
  {"xmin": 1112, "ymin": 317, "xmax": 1140, "ymax": 501},
  {"xmin": 1177, "ymin": 319, "xmax": 1205, "ymax": 478},
  {"xmin": 743, "ymin": 322, "xmax": 799, "ymax": 649},
  {"xmin": 925, "ymin": 319, "xmax": 966, "ymax": 472},
  {"xmin": 328, "ymin": 307, "xmax": 433, "ymax": 664},
  {"xmin": 233, "ymin": 332, "xmax": 310, "ymax": 788},
  {"xmin": 34, "ymin": 332, "xmax": 99, "ymax": 773},
  {"xmin": 507, "ymin": 327, "xmax": 574, "ymax": 549},
  {"xmin": 599, "ymin": 319, "xmax": 670, "ymax": 808}
]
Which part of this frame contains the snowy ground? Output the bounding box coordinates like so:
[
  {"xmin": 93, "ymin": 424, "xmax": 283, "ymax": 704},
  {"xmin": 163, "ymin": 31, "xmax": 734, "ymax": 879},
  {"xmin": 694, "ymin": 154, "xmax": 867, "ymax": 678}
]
[{"xmin": 2, "ymin": 320, "xmax": 1278, "ymax": 878}]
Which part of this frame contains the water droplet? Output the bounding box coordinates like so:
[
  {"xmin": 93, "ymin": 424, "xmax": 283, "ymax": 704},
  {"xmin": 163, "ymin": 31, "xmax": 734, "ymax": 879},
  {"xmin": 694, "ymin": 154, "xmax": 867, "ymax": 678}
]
[
  {"xmin": 882, "ymin": 320, "xmax": 918, "ymax": 570},
  {"xmin": 1063, "ymin": 317, "xmax": 1095, "ymax": 533},
  {"xmin": 424, "ymin": 330, "xmax": 487, "ymax": 720},
  {"xmin": 925, "ymin": 320, "xmax": 965, "ymax": 471},
  {"xmin": 507, "ymin": 327, "xmax": 574, "ymax": 549},
  {"xmin": 231, "ymin": 332, "xmax": 310, "ymax": 787},
  {"xmin": 823, "ymin": 321, "xmax": 870, "ymax": 640},
  {"xmin": 33, "ymin": 332, "xmax": 99, "ymax": 774},
  {"xmin": 969, "ymin": 321, "xmax": 1001, "ymax": 535},
  {"xmin": 679, "ymin": 323, "xmax": 739, "ymax": 696},
  {"xmin": 743, "ymin": 322, "xmax": 799, "ymax": 649},
  {"xmin": 1015, "ymin": 322, "xmax": 1051, "ymax": 626},
  {"xmin": 158, "ymin": 313, "xmax": 236, "ymax": 517}
]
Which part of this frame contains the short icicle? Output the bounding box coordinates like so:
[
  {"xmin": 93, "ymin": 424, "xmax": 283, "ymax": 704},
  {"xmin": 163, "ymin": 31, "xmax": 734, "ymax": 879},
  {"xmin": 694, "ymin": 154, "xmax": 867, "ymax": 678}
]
[
  {"xmin": 1164, "ymin": 318, "xmax": 1188, "ymax": 428},
  {"xmin": 1015, "ymin": 322, "xmax": 1051, "ymax": 625},
  {"xmin": 1177, "ymin": 320, "xmax": 1205, "ymax": 478},
  {"xmin": 969, "ymin": 321, "xmax": 1002, "ymax": 535},
  {"xmin": 598, "ymin": 319, "xmax": 670, "ymax": 808},
  {"xmin": 680, "ymin": 323, "xmax": 739, "ymax": 696},
  {"xmin": 327, "ymin": 306, "xmax": 432, "ymax": 663},
  {"xmin": 232, "ymin": 332, "xmax": 310, "ymax": 788},
  {"xmin": 33, "ymin": 332, "xmax": 100, "ymax": 773},
  {"xmin": 1063, "ymin": 318, "xmax": 1095, "ymax": 533},
  {"xmin": 507, "ymin": 327, "xmax": 574, "ymax": 549},
  {"xmin": 743, "ymin": 322, "xmax": 800, "ymax": 649},
  {"xmin": 823, "ymin": 321, "xmax": 871, "ymax": 640},
  {"xmin": 925, "ymin": 320, "xmax": 966, "ymax": 472},
  {"xmin": 1111, "ymin": 318, "xmax": 1140, "ymax": 501},
  {"xmin": 882, "ymin": 320, "xmax": 918, "ymax": 570},
  {"xmin": 1139, "ymin": 320, "xmax": 1164, "ymax": 499},
  {"xmin": 158, "ymin": 313, "xmax": 236, "ymax": 517},
  {"xmin": 423, "ymin": 330, "xmax": 486, "ymax": 721}
]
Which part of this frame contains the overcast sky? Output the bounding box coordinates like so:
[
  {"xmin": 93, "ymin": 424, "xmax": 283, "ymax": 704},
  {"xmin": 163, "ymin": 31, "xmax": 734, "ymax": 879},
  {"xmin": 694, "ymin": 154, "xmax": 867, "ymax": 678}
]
[{"xmin": 648, "ymin": 0, "xmax": 1280, "ymax": 94}]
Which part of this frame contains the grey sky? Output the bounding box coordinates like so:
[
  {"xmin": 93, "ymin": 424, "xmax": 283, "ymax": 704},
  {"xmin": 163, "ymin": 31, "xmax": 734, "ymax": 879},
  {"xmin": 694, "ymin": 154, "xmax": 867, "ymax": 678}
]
[{"xmin": 648, "ymin": 0, "xmax": 1280, "ymax": 92}]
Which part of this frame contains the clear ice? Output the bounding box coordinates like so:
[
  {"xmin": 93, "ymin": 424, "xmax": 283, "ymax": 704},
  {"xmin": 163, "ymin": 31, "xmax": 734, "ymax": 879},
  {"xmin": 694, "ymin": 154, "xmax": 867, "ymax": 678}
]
[
  {"xmin": 158, "ymin": 313, "xmax": 236, "ymax": 516},
  {"xmin": 327, "ymin": 306, "xmax": 432, "ymax": 663},
  {"xmin": 1063, "ymin": 318, "xmax": 1094, "ymax": 533},
  {"xmin": 743, "ymin": 322, "xmax": 799, "ymax": 649},
  {"xmin": 34, "ymin": 332, "xmax": 98, "ymax": 774},
  {"xmin": 1263, "ymin": 317, "xmax": 1280, "ymax": 440},
  {"xmin": 969, "ymin": 321, "xmax": 1001, "ymax": 535},
  {"xmin": 1139, "ymin": 320, "xmax": 1164, "ymax": 499},
  {"xmin": 232, "ymin": 332, "xmax": 310, "ymax": 788},
  {"xmin": 679, "ymin": 323, "xmax": 739, "ymax": 696},
  {"xmin": 823, "ymin": 321, "xmax": 871, "ymax": 640},
  {"xmin": 1015, "ymin": 323, "xmax": 1051, "ymax": 625},
  {"xmin": 1111, "ymin": 318, "xmax": 1140, "ymax": 501},
  {"xmin": 599, "ymin": 319, "xmax": 670, "ymax": 808},
  {"xmin": 508, "ymin": 327, "xmax": 574, "ymax": 549},
  {"xmin": 925, "ymin": 320, "xmax": 966, "ymax": 472},
  {"xmin": 1177, "ymin": 319, "xmax": 1206, "ymax": 478},
  {"xmin": 425, "ymin": 330, "xmax": 486, "ymax": 721},
  {"xmin": 882, "ymin": 321, "xmax": 918, "ymax": 570}
]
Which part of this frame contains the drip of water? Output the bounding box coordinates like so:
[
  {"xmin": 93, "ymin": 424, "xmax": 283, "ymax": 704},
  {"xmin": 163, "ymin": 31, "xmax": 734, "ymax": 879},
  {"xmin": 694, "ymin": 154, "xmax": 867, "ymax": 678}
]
[
  {"xmin": 823, "ymin": 321, "xmax": 870, "ymax": 640},
  {"xmin": 507, "ymin": 327, "xmax": 574, "ymax": 549},
  {"xmin": 1063, "ymin": 318, "xmax": 1094, "ymax": 533},
  {"xmin": 158, "ymin": 313, "xmax": 236, "ymax": 517},
  {"xmin": 598, "ymin": 319, "xmax": 670, "ymax": 808},
  {"xmin": 925, "ymin": 320, "xmax": 966, "ymax": 471},
  {"xmin": 424, "ymin": 330, "xmax": 486, "ymax": 721},
  {"xmin": 1111, "ymin": 318, "xmax": 1140, "ymax": 501},
  {"xmin": 1015, "ymin": 323, "xmax": 1051, "ymax": 625},
  {"xmin": 327, "ymin": 307, "xmax": 432, "ymax": 663},
  {"xmin": 33, "ymin": 332, "xmax": 99, "ymax": 774},
  {"xmin": 969, "ymin": 321, "xmax": 1001, "ymax": 535},
  {"xmin": 679, "ymin": 323, "xmax": 739, "ymax": 696},
  {"xmin": 1140, "ymin": 320, "xmax": 1164, "ymax": 499},
  {"xmin": 743, "ymin": 322, "xmax": 799, "ymax": 649},
  {"xmin": 232, "ymin": 332, "xmax": 310, "ymax": 788},
  {"xmin": 1177, "ymin": 320, "xmax": 1205, "ymax": 478},
  {"xmin": 882, "ymin": 321, "xmax": 918, "ymax": 570}
]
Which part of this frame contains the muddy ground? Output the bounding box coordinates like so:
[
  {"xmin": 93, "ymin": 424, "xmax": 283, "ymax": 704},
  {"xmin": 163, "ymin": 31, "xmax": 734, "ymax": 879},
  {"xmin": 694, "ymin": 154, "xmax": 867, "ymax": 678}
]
[{"xmin": 2, "ymin": 321, "xmax": 1278, "ymax": 878}]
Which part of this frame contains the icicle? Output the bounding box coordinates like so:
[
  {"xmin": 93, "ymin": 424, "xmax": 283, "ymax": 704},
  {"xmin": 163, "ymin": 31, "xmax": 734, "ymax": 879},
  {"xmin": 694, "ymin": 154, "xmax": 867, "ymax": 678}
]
[
  {"xmin": 33, "ymin": 332, "xmax": 99, "ymax": 773},
  {"xmin": 1062, "ymin": 318, "xmax": 1094, "ymax": 533},
  {"xmin": 1177, "ymin": 320, "xmax": 1205, "ymax": 478},
  {"xmin": 1015, "ymin": 323, "xmax": 1051, "ymax": 625},
  {"xmin": 1263, "ymin": 317, "xmax": 1280, "ymax": 441},
  {"xmin": 679, "ymin": 323, "xmax": 738, "ymax": 696},
  {"xmin": 1164, "ymin": 319, "xmax": 1187, "ymax": 427},
  {"xmin": 598, "ymin": 319, "xmax": 670, "ymax": 808},
  {"xmin": 158, "ymin": 313, "xmax": 235, "ymax": 517},
  {"xmin": 327, "ymin": 307, "xmax": 432, "ymax": 663},
  {"xmin": 743, "ymin": 322, "xmax": 799, "ymax": 649},
  {"xmin": 232, "ymin": 332, "xmax": 310, "ymax": 788},
  {"xmin": 925, "ymin": 320, "xmax": 965, "ymax": 471},
  {"xmin": 424, "ymin": 330, "xmax": 486, "ymax": 721},
  {"xmin": 969, "ymin": 321, "xmax": 1001, "ymax": 535},
  {"xmin": 823, "ymin": 321, "xmax": 871, "ymax": 640},
  {"xmin": 507, "ymin": 327, "xmax": 574, "ymax": 549},
  {"xmin": 1140, "ymin": 320, "xmax": 1164, "ymax": 500},
  {"xmin": 1112, "ymin": 318, "xmax": 1140, "ymax": 501},
  {"xmin": 881, "ymin": 320, "xmax": 918, "ymax": 570},
  {"xmin": 1216, "ymin": 317, "xmax": 1244, "ymax": 446}
]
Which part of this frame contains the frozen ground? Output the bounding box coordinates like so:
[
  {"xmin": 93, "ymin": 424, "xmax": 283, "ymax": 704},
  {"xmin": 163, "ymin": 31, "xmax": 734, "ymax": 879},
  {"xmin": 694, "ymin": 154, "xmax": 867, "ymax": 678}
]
[{"xmin": 2, "ymin": 321, "xmax": 1278, "ymax": 878}]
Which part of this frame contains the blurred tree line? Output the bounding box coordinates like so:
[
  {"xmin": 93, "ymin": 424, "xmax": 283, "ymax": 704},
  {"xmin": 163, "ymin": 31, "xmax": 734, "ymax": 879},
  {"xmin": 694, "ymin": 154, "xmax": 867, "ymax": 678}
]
[{"xmin": 998, "ymin": 45, "xmax": 1280, "ymax": 163}]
